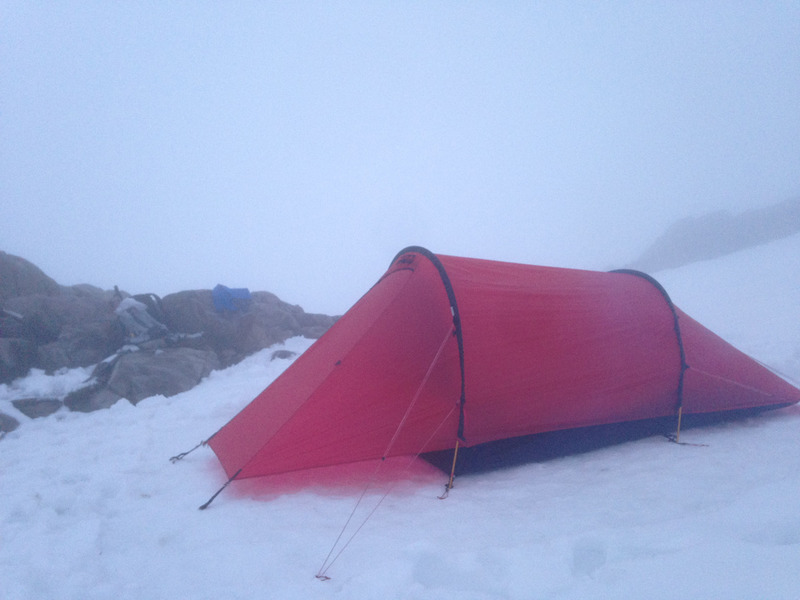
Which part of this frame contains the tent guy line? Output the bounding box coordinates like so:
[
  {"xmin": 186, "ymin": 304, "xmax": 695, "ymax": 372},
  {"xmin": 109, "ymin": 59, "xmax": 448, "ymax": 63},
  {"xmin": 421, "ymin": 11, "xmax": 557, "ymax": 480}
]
[
  {"xmin": 315, "ymin": 402, "xmax": 460, "ymax": 581},
  {"xmin": 182, "ymin": 321, "xmax": 461, "ymax": 511},
  {"xmin": 380, "ymin": 325, "xmax": 457, "ymax": 462}
]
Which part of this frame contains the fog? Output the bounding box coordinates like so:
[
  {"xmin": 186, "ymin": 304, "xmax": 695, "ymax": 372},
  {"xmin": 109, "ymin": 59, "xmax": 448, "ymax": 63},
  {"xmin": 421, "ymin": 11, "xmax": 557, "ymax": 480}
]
[{"xmin": 2, "ymin": 2, "xmax": 798, "ymax": 314}]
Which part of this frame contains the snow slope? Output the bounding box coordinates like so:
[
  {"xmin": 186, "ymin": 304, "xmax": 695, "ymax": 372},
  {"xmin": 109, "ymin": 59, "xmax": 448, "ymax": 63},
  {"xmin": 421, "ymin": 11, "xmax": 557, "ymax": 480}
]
[{"xmin": 2, "ymin": 235, "xmax": 799, "ymax": 600}]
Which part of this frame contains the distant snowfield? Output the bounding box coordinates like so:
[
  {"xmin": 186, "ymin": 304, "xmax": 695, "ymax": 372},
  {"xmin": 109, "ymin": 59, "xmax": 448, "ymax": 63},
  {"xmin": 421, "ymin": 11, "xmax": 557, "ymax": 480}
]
[
  {"xmin": 2, "ymin": 235, "xmax": 799, "ymax": 600},
  {"xmin": 658, "ymin": 232, "xmax": 800, "ymax": 381}
]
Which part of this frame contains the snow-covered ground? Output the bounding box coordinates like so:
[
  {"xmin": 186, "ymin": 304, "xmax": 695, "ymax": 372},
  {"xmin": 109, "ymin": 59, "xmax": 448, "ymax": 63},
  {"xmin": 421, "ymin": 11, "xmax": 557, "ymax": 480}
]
[{"xmin": 2, "ymin": 236, "xmax": 799, "ymax": 600}]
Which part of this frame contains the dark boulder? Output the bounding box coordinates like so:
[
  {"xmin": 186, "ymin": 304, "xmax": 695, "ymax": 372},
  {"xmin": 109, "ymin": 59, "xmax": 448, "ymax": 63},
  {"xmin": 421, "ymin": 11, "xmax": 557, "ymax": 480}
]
[
  {"xmin": 0, "ymin": 412, "xmax": 20, "ymax": 435},
  {"xmin": 12, "ymin": 398, "xmax": 62, "ymax": 418},
  {"xmin": 63, "ymin": 382, "xmax": 118, "ymax": 413},
  {"xmin": 0, "ymin": 337, "xmax": 37, "ymax": 383},
  {"xmin": 271, "ymin": 349, "xmax": 297, "ymax": 361}
]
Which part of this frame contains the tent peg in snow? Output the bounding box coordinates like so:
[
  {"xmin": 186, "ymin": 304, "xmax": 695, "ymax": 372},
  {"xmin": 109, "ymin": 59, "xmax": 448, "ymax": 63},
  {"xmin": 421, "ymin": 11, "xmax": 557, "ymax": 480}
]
[{"xmin": 193, "ymin": 246, "xmax": 800, "ymax": 499}]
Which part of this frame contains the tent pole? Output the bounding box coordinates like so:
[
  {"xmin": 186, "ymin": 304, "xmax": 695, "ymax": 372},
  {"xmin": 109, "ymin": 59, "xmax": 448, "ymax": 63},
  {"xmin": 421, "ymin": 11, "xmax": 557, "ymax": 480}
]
[
  {"xmin": 199, "ymin": 468, "xmax": 242, "ymax": 510},
  {"xmin": 675, "ymin": 406, "xmax": 683, "ymax": 443}
]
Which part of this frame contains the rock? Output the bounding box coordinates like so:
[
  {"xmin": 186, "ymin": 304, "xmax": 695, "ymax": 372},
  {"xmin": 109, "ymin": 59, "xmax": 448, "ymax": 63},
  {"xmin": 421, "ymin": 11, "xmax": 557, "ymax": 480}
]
[
  {"xmin": 63, "ymin": 383, "xmax": 122, "ymax": 413},
  {"xmin": 298, "ymin": 311, "xmax": 338, "ymax": 339},
  {"xmin": 104, "ymin": 347, "xmax": 220, "ymax": 405},
  {"xmin": 271, "ymin": 349, "xmax": 297, "ymax": 361},
  {"xmin": 160, "ymin": 290, "xmax": 335, "ymax": 368},
  {"xmin": 64, "ymin": 347, "xmax": 220, "ymax": 412},
  {"xmin": 36, "ymin": 319, "xmax": 122, "ymax": 373},
  {"xmin": 3, "ymin": 286, "xmax": 122, "ymax": 375},
  {"xmin": 12, "ymin": 398, "xmax": 62, "ymax": 418},
  {"xmin": 0, "ymin": 251, "xmax": 60, "ymax": 301},
  {"xmin": 0, "ymin": 338, "xmax": 37, "ymax": 383},
  {"xmin": 0, "ymin": 308, "xmax": 25, "ymax": 338},
  {"xmin": 0, "ymin": 412, "xmax": 20, "ymax": 434}
]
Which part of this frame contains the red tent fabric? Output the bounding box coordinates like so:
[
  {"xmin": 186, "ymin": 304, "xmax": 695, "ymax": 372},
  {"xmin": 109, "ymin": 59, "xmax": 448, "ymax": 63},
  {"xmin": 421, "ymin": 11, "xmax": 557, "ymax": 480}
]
[{"xmin": 206, "ymin": 247, "xmax": 800, "ymax": 480}]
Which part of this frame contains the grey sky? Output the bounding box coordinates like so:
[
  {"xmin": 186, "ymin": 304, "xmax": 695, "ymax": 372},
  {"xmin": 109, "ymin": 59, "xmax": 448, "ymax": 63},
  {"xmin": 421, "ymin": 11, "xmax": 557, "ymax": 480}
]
[{"xmin": 2, "ymin": 2, "xmax": 798, "ymax": 314}]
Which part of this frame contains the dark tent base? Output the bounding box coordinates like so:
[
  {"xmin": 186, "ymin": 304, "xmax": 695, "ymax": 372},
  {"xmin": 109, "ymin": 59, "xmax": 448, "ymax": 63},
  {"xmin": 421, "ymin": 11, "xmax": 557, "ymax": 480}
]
[{"xmin": 422, "ymin": 405, "xmax": 791, "ymax": 477}]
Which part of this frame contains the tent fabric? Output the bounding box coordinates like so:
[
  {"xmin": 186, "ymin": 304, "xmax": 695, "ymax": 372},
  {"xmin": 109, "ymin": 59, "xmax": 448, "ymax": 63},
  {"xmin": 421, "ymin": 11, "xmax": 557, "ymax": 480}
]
[{"xmin": 206, "ymin": 247, "xmax": 800, "ymax": 480}]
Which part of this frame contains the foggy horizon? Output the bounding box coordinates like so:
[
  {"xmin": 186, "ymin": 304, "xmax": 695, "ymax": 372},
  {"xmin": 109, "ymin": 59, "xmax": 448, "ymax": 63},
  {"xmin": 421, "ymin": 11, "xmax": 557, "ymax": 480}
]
[{"xmin": 2, "ymin": 3, "xmax": 798, "ymax": 314}]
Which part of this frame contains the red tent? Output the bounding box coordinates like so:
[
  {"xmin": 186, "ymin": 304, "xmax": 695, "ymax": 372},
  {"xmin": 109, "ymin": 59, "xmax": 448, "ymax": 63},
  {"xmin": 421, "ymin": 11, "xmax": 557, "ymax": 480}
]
[{"xmin": 205, "ymin": 247, "xmax": 800, "ymax": 482}]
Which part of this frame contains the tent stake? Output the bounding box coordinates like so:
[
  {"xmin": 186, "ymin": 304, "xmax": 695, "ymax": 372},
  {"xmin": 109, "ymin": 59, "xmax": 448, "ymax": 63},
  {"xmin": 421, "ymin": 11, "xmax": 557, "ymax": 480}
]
[
  {"xmin": 169, "ymin": 440, "xmax": 206, "ymax": 463},
  {"xmin": 439, "ymin": 440, "xmax": 460, "ymax": 500},
  {"xmin": 675, "ymin": 406, "xmax": 683, "ymax": 443}
]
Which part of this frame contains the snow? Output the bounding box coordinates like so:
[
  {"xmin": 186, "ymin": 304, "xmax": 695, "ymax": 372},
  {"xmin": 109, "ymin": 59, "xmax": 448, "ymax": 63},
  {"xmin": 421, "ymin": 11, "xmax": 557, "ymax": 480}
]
[{"xmin": 2, "ymin": 237, "xmax": 800, "ymax": 600}]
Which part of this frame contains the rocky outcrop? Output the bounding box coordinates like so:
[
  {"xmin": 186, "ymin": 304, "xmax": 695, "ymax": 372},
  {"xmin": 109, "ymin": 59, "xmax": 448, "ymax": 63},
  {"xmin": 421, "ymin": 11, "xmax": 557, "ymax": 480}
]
[
  {"xmin": 1, "ymin": 252, "xmax": 123, "ymax": 381},
  {"xmin": 0, "ymin": 250, "xmax": 337, "ymax": 416},
  {"xmin": 5, "ymin": 286, "xmax": 124, "ymax": 373},
  {"xmin": 160, "ymin": 289, "xmax": 333, "ymax": 368}
]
